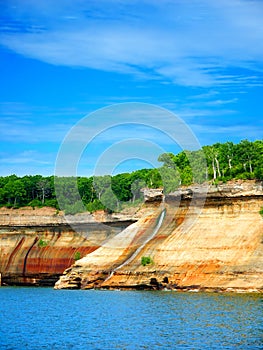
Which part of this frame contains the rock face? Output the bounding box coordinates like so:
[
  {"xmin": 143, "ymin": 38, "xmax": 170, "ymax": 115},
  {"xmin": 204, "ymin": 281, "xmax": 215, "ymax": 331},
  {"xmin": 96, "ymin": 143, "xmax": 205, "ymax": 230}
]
[
  {"xmin": 0, "ymin": 207, "xmax": 134, "ymax": 286},
  {"xmin": 55, "ymin": 180, "xmax": 263, "ymax": 292},
  {"xmin": 1, "ymin": 181, "xmax": 263, "ymax": 291},
  {"xmin": 142, "ymin": 188, "xmax": 163, "ymax": 202}
]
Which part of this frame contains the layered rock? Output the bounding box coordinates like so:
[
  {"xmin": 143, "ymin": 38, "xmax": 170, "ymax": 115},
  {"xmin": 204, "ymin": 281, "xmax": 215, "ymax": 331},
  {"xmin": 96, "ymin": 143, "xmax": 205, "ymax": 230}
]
[
  {"xmin": 1, "ymin": 181, "xmax": 263, "ymax": 291},
  {"xmin": 0, "ymin": 207, "xmax": 134, "ymax": 286},
  {"xmin": 55, "ymin": 180, "xmax": 263, "ymax": 292},
  {"xmin": 142, "ymin": 188, "xmax": 163, "ymax": 202}
]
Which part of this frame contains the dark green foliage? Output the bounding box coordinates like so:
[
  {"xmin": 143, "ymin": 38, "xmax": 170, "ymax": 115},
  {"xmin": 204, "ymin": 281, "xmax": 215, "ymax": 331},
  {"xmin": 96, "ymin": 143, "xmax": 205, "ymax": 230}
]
[
  {"xmin": 86, "ymin": 199, "xmax": 105, "ymax": 213},
  {"xmin": 77, "ymin": 177, "xmax": 94, "ymax": 204},
  {"xmin": 202, "ymin": 140, "xmax": 263, "ymax": 182},
  {"xmin": 38, "ymin": 239, "xmax": 48, "ymax": 248},
  {"xmin": 44, "ymin": 199, "xmax": 59, "ymax": 209},
  {"xmin": 111, "ymin": 173, "xmax": 132, "ymax": 202},
  {"xmin": 74, "ymin": 251, "xmax": 81, "ymax": 261},
  {"xmin": 0, "ymin": 140, "xmax": 262, "ymax": 212},
  {"xmin": 260, "ymin": 208, "xmax": 263, "ymax": 217},
  {"xmin": 141, "ymin": 256, "xmax": 153, "ymax": 266},
  {"xmin": 158, "ymin": 139, "xmax": 263, "ymax": 184},
  {"xmin": 64, "ymin": 200, "xmax": 86, "ymax": 215},
  {"xmin": 28, "ymin": 199, "xmax": 43, "ymax": 208}
]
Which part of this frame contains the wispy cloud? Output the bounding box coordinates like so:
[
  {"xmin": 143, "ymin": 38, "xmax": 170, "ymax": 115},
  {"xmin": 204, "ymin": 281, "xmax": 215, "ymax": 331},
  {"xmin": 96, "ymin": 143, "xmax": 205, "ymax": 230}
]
[
  {"xmin": 0, "ymin": 102, "xmax": 85, "ymax": 143},
  {"xmin": 0, "ymin": 116, "xmax": 68, "ymax": 143},
  {"xmin": 1, "ymin": 0, "xmax": 263, "ymax": 88},
  {"xmin": 0, "ymin": 149, "xmax": 56, "ymax": 176},
  {"xmin": 0, "ymin": 150, "xmax": 51, "ymax": 165},
  {"xmin": 204, "ymin": 98, "xmax": 238, "ymax": 106},
  {"xmin": 192, "ymin": 122, "xmax": 263, "ymax": 140}
]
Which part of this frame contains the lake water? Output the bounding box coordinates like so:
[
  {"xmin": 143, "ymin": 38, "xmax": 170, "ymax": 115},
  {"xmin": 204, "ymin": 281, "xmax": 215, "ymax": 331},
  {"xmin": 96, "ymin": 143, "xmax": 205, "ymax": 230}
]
[{"xmin": 0, "ymin": 288, "xmax": 262, "ymax": 349}]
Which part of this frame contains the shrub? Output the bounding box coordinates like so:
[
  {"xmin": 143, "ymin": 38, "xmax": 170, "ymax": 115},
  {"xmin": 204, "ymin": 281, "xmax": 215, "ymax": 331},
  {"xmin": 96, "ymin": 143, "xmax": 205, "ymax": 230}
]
[
  {"xmin": 86, "ymin": 199, "xmax": 105, "ymax": 213},
  {"xmin": 64, "ymin": 200, "xmax": 86, "ymax": 215},
  {"xmin": 141, "ymin": 256, "xmax": 153, "ymax": 266},
  {"xmin": 44, "ymin": 199, "xmax": 59, "ymax": 209},
  {"xmin": 74, "ymin": 251, "xmax": 81, "ymax": 261},
  {"xmin": 38, "ymin": 239, "xmax": 48, "ymax": 248},
  {"xmin": 29, "ymin": 199, "xmax": 43, "ymax": 208}
]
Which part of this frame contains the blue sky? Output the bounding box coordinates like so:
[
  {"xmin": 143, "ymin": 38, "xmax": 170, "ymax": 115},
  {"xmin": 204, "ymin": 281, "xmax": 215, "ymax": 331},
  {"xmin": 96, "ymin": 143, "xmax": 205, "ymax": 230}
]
[{"xmin": 0, "ymin": 0, "xmax": 263, "ymax": 176}]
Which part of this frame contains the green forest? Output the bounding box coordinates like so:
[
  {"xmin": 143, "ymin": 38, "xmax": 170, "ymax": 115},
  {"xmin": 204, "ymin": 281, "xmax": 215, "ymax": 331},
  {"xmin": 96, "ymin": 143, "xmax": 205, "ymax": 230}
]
[{"xmin": 0, "ymin": 139, "xmax": 262, "ymax": 213}]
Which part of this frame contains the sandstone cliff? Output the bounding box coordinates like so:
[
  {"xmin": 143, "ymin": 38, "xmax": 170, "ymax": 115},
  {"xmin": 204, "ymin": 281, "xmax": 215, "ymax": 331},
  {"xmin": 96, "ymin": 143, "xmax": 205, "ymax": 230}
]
[
  {"xmin": 0, "ymin": 207, "xmax": 134, "ymax": 285},
  {"xmin": 55, "ymin": 180, "xmax": 263, "ymax": 292},
  {"xmin": 1, "ymin": 181, "xmax": 263, "ymax": 291}
]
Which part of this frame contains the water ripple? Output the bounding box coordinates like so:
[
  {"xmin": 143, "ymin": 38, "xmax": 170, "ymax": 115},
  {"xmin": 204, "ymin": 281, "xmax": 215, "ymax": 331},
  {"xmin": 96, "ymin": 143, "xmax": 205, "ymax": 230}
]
[{"xmin": 0, "ymin": 288, "xmax": 262, "ymax": 349}]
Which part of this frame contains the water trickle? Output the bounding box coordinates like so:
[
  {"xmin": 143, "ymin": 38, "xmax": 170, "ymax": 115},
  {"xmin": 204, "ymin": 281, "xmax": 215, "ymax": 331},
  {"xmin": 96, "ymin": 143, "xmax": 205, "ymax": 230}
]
[{"xmin": 105, "ymin": 208, "xmax": 166, "ymax": 282}]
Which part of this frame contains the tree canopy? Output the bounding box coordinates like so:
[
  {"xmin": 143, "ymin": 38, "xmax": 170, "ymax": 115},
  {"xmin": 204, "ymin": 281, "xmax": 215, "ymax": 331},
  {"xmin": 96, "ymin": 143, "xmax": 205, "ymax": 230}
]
[{"xmin": 0, "ymin": 139, "xmax": 262, "ymax": 213}]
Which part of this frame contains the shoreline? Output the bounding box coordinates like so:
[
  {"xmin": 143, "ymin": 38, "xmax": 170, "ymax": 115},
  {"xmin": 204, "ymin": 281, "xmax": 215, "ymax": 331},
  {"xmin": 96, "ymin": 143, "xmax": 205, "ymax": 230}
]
[{"xmin": 1, "ymin": 180, "xmax": 263, "ymax": 290}]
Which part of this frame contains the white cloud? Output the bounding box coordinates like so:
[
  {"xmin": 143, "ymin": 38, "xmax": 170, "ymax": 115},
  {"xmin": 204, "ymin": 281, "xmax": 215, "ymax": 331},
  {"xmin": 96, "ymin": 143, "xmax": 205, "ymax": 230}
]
[
  {"xmin": 204, "ymin": 98, "xmax": 238, "ymax": 106},
  {"xmin": 191, "ymin": 122, "xmax": 263, "ymax": 139},
  {"xmin": 1, "ymin": 0, "xmax": 263, "ymax": 87}
]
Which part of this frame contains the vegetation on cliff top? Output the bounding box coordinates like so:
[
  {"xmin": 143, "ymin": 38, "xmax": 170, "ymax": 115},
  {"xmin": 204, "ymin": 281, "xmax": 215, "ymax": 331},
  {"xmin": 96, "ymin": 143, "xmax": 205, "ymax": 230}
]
[{"xmin": 0, "ymin": 139, "xmax": 262, "ymax": 213}]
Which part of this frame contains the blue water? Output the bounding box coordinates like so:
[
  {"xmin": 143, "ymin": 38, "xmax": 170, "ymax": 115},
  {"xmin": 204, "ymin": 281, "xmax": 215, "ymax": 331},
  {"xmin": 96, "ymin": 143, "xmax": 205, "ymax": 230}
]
[{"xmin": 0, "ymin": 288, "xmax": 262, "ymax": 350}]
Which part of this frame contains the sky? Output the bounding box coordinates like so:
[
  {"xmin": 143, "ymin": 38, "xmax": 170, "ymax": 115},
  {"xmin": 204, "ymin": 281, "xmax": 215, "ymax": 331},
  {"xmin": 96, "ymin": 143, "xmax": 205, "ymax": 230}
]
[{"xmin": 0, "ymin": 0, "xmax": 263, "ymax": 177}]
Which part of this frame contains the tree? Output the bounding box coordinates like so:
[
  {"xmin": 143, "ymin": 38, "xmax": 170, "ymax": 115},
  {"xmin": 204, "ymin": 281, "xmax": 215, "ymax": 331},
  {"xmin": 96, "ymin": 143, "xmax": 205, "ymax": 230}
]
[
  {"xmin": 158, "ymin": 153, "xmax": 176, "ymax": 168},
  {"xmin": 93, "ymin": 175, "xmax": 111, "ymax": 201},
  {"xmin": 100, "ymin": 187, "xmax": 118, "ymax": 212},
  {"xmin": 77, "ymin": 177, "xmax": 94, "ymax": 204},
  {"xmin": 238, "ymin": 140, "xmax": 255, "ymax": 174},
  {"xmin": 37, "ymin": 179, "xmax": 51, "ymax": 204},
  {"xmin": 146, "ymin": 168, "xmax": 162, "ymax": 188},
  {"xmin": 131, "ymin": 178, "xmax": 146, "ymax": 203},
  {"xmin": 54, "ymin": 176, "xmax": 83, "ymax": 211},
  {"xmin": 111, "ymin": 173, "xmax": 132, "ymax": 202},
  {"xmin": 159, "ymin": 166, "xmax": 181, "ymax": 194},
  {"xmin": 4, "ymin": 178, "xmax": 26, "ymax": 207},
  {"xmin": 254, "ymin": 140, "xmax": 263, "ymax": 180},
  {"xmin": 223, "ymin": 141, "xmax": 235, "ymax": 175},
  {"xmin": 203, "ymin": 145, "xmax": 220, "ymax": 180},
  {"xmin": 0, "ymin": 139, "xmax": 262, "ymax": 210}
]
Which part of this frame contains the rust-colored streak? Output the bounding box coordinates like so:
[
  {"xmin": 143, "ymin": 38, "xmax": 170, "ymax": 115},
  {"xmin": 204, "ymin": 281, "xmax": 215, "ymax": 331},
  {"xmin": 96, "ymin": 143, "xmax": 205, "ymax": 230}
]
[
  {"xmin": 4, "ymin": 236, "xmax": 25, "ymax": 272},
  {"xmin": 55, "ymin": 194, "xmax": 263, "ymax": 291},
  {"xmin": 23, "ymin": 237, "xmax": 38, "ymax": 276},
  {"xmin": 25, "ymin": 246, "xmax": 99, "ymax": 274}
]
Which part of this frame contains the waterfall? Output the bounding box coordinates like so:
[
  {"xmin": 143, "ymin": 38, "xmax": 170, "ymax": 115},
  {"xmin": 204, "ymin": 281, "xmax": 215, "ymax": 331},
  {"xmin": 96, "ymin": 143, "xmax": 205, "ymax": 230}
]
[{"xmin": 105, "ymin": 208, "xmax": 166, "ymax": 282}]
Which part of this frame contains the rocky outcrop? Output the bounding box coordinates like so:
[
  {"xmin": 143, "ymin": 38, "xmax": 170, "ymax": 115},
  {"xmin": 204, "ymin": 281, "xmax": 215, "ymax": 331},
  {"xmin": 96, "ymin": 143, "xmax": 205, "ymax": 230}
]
[
  {"xmin": 142, "ymin": 188, "xmax": 163, "ymax": 202},
  {"xmin": 55, "ymin": 180, "xmax": 263, "ymax": 292},
  {"xmin": 0, "ymin": 206, "xmax": 138, "ymax": 226},
  {"xmin": 1, "ymin": 180, "xmax": 263, "ymax": 291},
  {"xmin": 0, "ymin": 207, "xmax": 135, "ymax": 286}
]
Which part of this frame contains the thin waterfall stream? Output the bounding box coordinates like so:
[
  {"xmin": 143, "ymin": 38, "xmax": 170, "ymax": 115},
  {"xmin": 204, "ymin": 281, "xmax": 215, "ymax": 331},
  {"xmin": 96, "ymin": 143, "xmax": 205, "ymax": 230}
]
[{"xmin": 104, "ymin": 207, "xmax": 166, "ymax": 282}]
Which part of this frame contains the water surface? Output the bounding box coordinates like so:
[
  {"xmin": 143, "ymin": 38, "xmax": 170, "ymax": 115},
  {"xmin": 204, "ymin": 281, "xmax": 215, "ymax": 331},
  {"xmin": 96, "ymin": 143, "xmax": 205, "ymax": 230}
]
[{"xmin": 0, "ymin": 288, "xmax": 262, "ymax": 349}]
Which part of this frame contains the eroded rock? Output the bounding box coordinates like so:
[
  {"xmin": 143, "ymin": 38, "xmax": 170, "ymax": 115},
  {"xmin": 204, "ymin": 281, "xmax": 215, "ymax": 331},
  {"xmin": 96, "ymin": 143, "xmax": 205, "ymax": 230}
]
[{"xmin": 55, "ymin": 180, "xmax": 263, "ymax": 292}]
